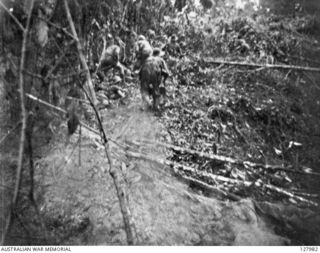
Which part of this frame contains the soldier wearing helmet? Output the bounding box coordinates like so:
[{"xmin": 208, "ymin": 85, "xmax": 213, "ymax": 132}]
[
  {"xmin": 138, "ymin": 43, "xmax": 171, "ymax": 112},
  {"xmin": 96, "ymin": 32, "xmax": 125, "ymax": 83},
  {"xmin": 134, "ymin": 35, "xmax": 153, "ymax": 70}
]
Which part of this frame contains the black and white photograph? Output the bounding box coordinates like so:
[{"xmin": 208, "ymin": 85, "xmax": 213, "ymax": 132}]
[{"xmin": 0, "ymin": 0, "xmax": 320, "ymax": 247}]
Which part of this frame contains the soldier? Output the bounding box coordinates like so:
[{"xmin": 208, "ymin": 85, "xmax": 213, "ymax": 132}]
[
  {"xmin": 134, "ymin": 35, "xmax": 153, "ymax": 71},
  {"xmin": 152, "ymin": 47, "xmax": 169, "ymax": 83},
  {"xmin": 96, "ymin": 33, "xmax": 125, "ymax": 84},
  {"xmin": 139, "ymin": 52, "xmax": 170, "ymax": 112}
]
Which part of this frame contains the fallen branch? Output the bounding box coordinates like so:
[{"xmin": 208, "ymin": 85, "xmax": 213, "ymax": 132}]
[
  {"xmin": 132, "ymin": 139, "xmax": 238, "ymax": 164},
  {"xmin": 292, "ymin": 191, "xmax": 318, "ymax": 198},
  {"xmin": 204, "ymin": 58, "xmax": 320, "ymax": 73},
  {"xmin": 126, "ymin": 150, "xmax": 318, "ymax": 207},
  {"xmin": 26, "ymin": 93, "xmax": 66, "ymax": 114},
  {"xmin": 135, "ymin": 139, "xmax": 320, "ymax": 177},
  {"xmin": 1, "ymin": 0, "xmax": 35, "ymax": 245},
  {"xmin": 178, "ymin": 174, "xmax": 242, "ymax": 201}
]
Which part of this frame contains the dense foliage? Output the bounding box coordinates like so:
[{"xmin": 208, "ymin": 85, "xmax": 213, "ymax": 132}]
[{"xmin": 1, "ymin": 0, "xmax": 320, "ymax": 246}]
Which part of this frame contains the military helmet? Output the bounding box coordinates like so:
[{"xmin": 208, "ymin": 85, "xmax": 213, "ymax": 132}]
[
  {"xmin": 153, "ymin": 48, "xmax": 165, "ymax": 57},
  {"xmin": 138, "ymin": 35, "xmax": 146, "ymax": 41},
  {"xmin": 106, "ymin": 33, "xmax": 113, "ymax": 40},
  {"xmin": 147, "ymin": 29, "xmax": 156, "ymax": 37}
]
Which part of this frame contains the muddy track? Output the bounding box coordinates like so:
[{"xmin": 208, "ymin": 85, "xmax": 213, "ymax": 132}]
[
  {"xmin": 24, "ymin": 88, "xmax": 288, "ymax": 245},
  {"xmin": 1, "ymin": 80, "xmax": 319, "ymax": 245}
]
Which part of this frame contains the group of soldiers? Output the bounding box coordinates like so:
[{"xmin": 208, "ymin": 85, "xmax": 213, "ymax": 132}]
[
  {"xmin": 95, "ymin": 32, "xmax": 170, "ymax": 112},
  {"xmin": 64, "ymin": 31, "xmax": 172, "ymax": 144}
]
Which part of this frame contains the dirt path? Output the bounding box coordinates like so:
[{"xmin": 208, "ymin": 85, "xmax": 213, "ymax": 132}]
[{"xmin": 33, "ymin": 89, "xmax": 289, "ymax": 245}]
